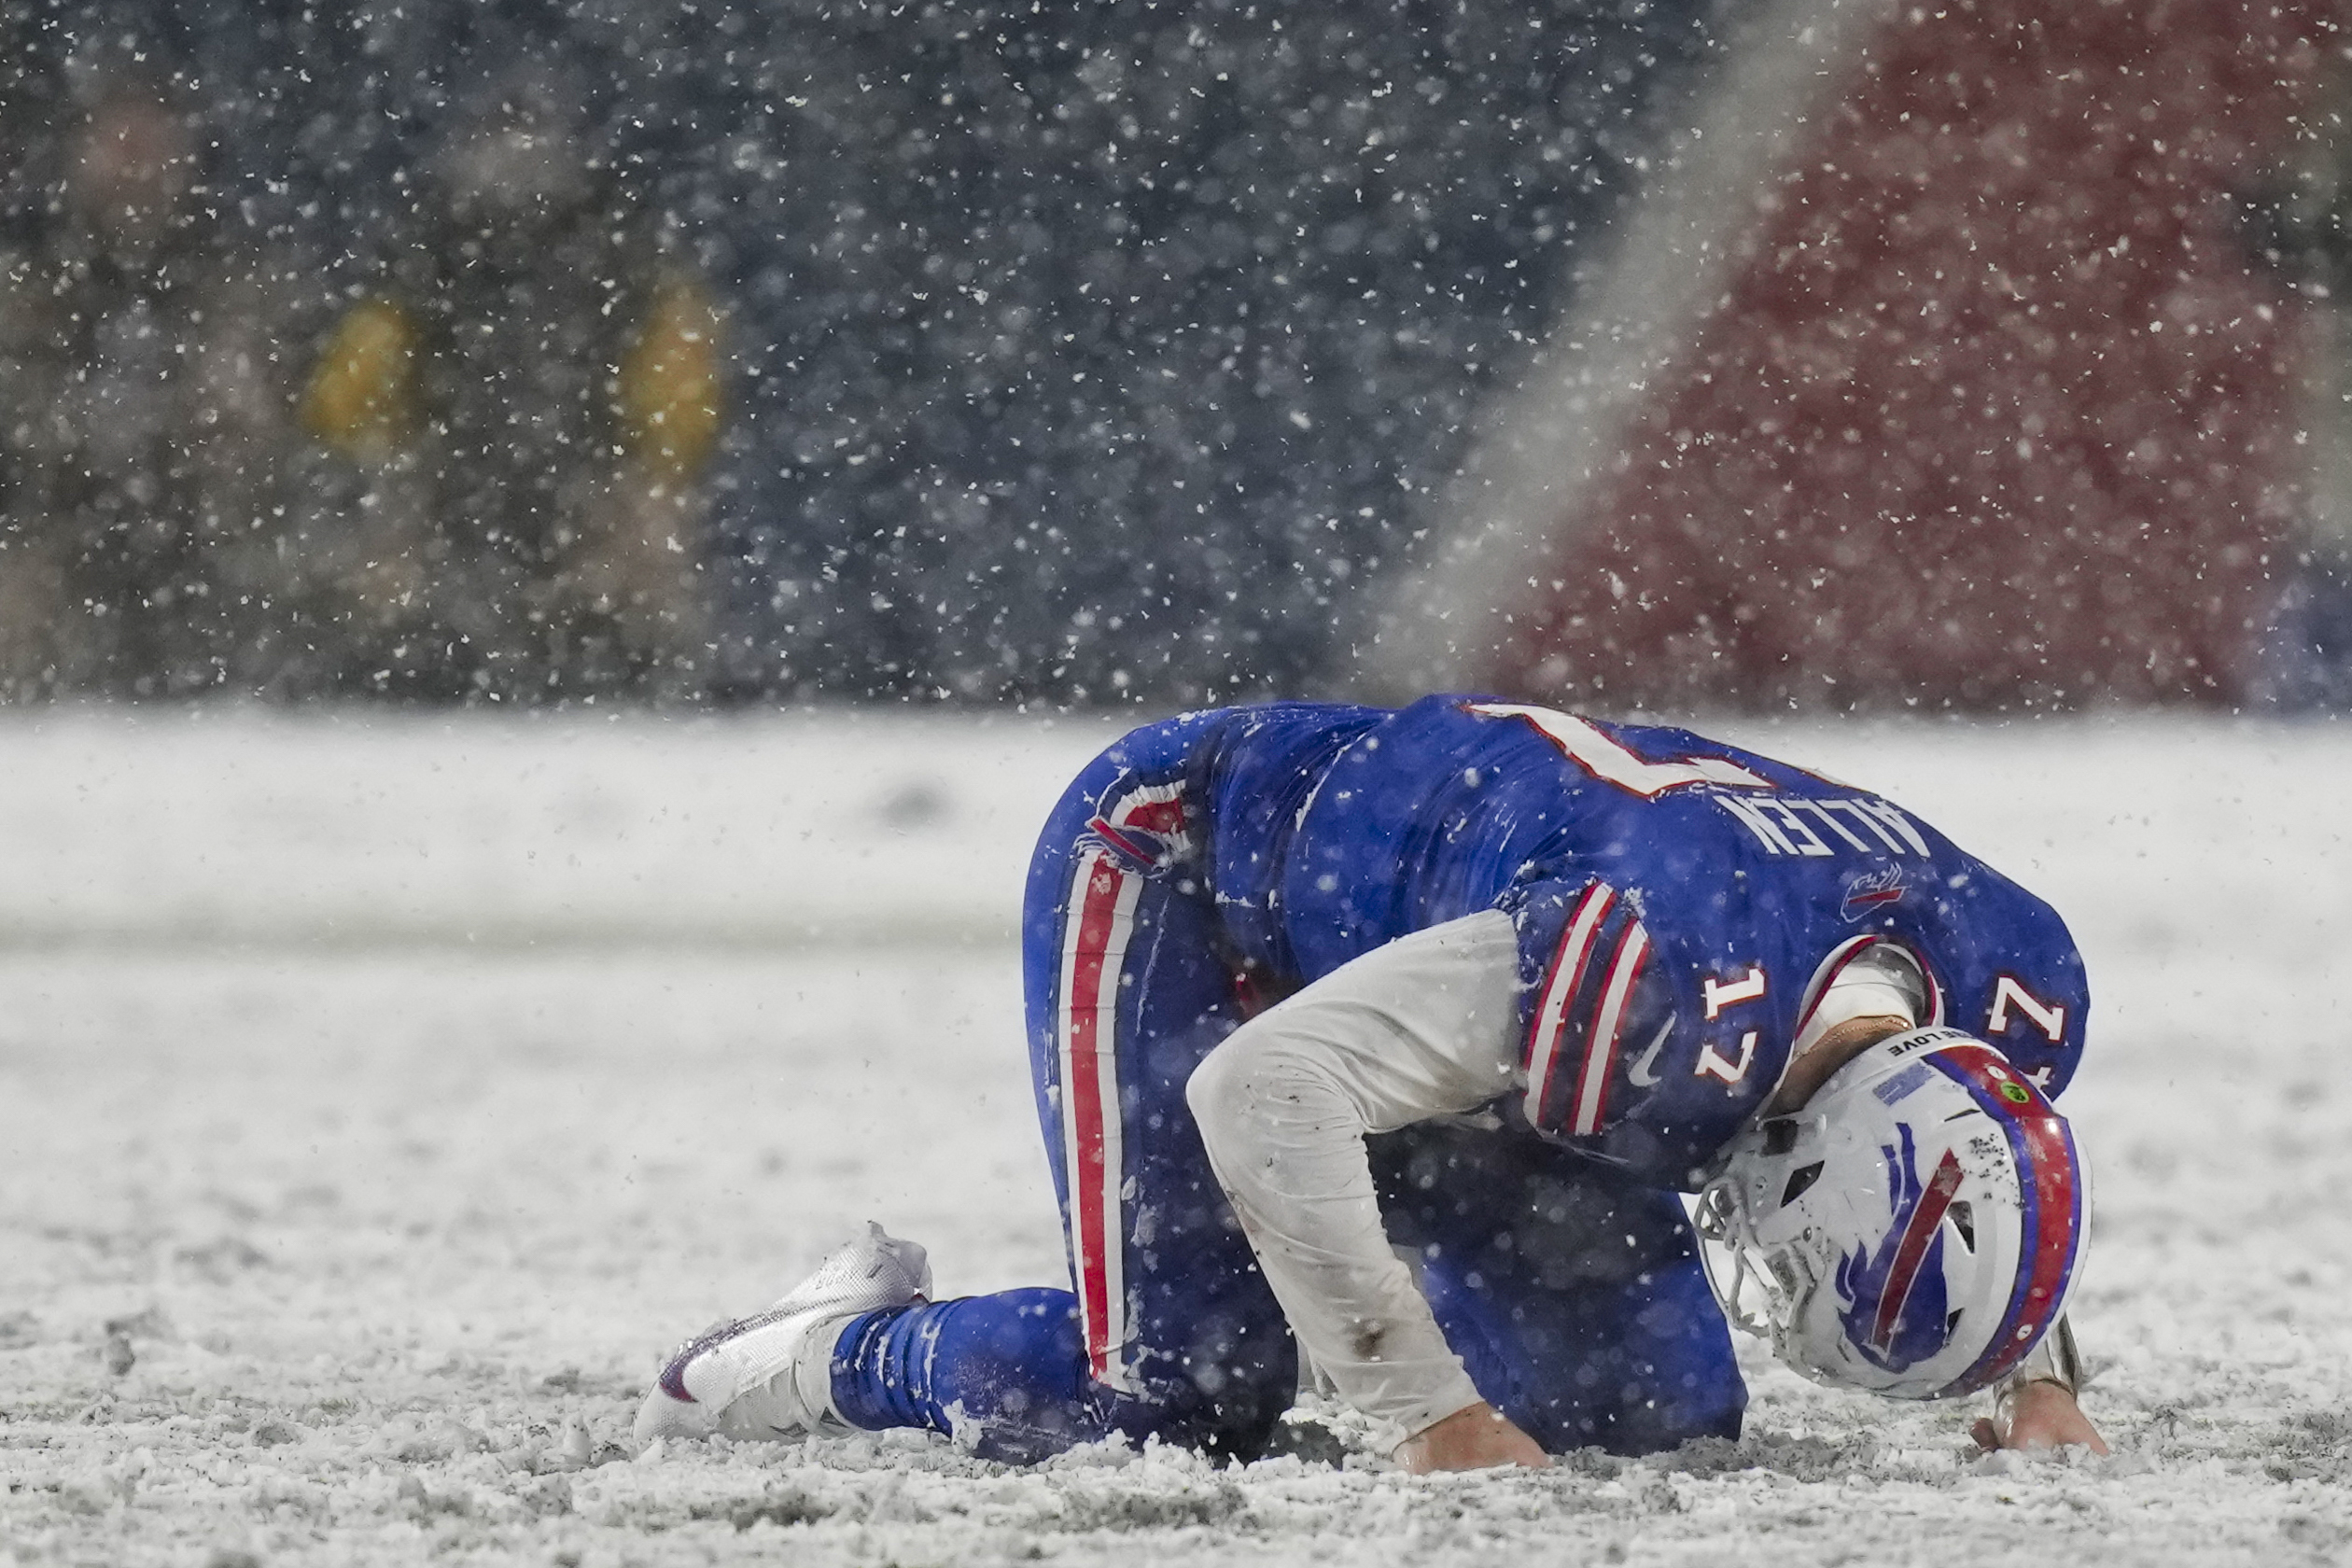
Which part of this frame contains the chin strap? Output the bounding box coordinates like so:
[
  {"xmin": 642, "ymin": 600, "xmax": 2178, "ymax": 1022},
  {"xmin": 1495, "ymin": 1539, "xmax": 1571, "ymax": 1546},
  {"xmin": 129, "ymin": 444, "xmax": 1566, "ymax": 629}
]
[{"xmin": 1993, "ymin": 1314, "xmax": 2081, "ymax": 1426}]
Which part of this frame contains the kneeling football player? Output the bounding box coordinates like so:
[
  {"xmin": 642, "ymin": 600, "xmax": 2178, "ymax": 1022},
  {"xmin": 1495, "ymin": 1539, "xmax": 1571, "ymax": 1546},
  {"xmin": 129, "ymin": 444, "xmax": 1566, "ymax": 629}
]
[{"xmin": 637, "ymin": 697, "xmax": 2102, "ymax": 1469}]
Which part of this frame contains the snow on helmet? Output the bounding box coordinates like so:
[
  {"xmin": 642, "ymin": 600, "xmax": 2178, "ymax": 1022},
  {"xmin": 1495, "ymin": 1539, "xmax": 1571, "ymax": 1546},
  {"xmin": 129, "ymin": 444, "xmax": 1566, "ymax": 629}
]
[{"xmin": 1693, "ymin": 1025, "xmax": 2086, "ymax": 1399}]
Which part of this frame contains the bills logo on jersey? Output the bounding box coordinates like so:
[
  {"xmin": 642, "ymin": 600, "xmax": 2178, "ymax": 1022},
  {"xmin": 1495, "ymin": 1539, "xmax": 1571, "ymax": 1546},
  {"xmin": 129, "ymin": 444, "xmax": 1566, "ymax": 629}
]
[
  {"xmin": 1841, "ymin": 864, "xmax": 1908, "ymax": 922},
  {"xmin": 1835, "ymin": 1123, "xmax": 1965, "ymax": 1373},
  {"xmin": 1086, "ymin": 781, "xmax": 1194, "ymax": 871}
]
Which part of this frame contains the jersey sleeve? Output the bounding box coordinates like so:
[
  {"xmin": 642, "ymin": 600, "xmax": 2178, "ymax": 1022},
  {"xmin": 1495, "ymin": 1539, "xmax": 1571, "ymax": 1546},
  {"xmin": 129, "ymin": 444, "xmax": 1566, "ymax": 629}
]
[
  {"xmin": 1500, "ymin": 858, "xmax": 2091, "ymax": 1184},
  {"xmin": 1909, "ymin": 883, "xmax": 2091, "ymax": 1102},
  {"xmin": 1509, "ymin": 876, "xmax": 1655, "ymax": 1144},
  {"xmin": 1499, "ymin": 872, "xmax": 1783, "ymax": 1188},
  {"xmin": 1185, "ymin": 914, "xmax": 1522, "ymax": 1436}
]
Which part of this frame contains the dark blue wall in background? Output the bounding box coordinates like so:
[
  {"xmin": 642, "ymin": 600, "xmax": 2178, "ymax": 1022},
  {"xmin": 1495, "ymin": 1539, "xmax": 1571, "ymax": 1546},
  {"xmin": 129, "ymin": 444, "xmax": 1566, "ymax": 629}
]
[{"xmin": 4, "ymin": 0, "xmax": 1725, "ymax": 704}]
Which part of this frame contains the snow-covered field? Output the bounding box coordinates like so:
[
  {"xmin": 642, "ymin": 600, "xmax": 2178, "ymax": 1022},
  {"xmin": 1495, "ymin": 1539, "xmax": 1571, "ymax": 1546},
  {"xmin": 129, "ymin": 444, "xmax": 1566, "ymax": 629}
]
[{"xmin": 3, "ymin": 707, "xmax": 2348, "ymax": 1566}]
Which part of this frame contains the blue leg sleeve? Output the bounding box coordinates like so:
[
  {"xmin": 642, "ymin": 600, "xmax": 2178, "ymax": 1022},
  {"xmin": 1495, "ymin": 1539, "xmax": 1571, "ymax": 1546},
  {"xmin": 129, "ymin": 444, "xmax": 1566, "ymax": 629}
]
[
  {"xmin": 828, "ymin": 1288, "xmax": 1110, "ymax": 1464},
  {"xmin": 1421, "ymin": 1245, "xmax": 1743, "ymax": 1455},
  {"xmin": 1370, "ymin": 1121, "xmax": 1745, "ymax": 1456}
]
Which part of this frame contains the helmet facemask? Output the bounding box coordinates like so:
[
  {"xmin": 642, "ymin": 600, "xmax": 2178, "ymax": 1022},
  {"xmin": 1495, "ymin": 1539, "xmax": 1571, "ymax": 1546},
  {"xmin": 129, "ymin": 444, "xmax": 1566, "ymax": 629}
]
[{"xmin": 1694, "ymin": 1128, "xmax": 1830, "ymax": 1354}]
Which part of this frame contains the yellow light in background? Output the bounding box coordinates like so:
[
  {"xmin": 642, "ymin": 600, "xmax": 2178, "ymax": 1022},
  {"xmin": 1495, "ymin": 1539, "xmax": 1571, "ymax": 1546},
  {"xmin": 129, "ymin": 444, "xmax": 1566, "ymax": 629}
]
[
  {"xmin": 299, "ymin": 298, "xmax": 419, "ymax": 462},
  {"xmin": 619, "ymin": 276, "xmax": 723, "ymax": 483}
]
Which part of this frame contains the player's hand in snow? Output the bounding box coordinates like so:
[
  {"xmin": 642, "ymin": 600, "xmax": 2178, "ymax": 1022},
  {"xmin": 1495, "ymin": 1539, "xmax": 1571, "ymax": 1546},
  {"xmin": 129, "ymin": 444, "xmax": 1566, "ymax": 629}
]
[
  {"xmin": 1971, "ymin": 1379, "xmax": 2108, "ymax": 1456},
  {"xmin": 1394, "ymin": 1402, "xmax": 1553, "ymax": 1473}
]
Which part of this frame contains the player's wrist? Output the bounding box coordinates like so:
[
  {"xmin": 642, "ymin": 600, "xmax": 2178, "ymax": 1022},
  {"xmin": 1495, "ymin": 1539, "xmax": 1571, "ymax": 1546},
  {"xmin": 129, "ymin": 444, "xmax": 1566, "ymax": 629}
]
[
  {"xmin": 1990, "ymin": 1317, "xmax": 2088, "ymax": 1439},
  {"xmin": 1997, "ymin": 1316, "xmax": 2081, "ymax": 1399}
]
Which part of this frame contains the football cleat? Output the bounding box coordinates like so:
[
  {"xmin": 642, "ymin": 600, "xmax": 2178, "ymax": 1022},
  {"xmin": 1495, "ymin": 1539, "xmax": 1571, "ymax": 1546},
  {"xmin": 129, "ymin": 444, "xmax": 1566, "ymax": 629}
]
[
  {"xmin": 633, "ymin": 1223, "xmax": 932, "ymax": 1446},
  {"xmin": 1694, "ymin": 1026, "xmax": 2085, "ymax": 1400}
]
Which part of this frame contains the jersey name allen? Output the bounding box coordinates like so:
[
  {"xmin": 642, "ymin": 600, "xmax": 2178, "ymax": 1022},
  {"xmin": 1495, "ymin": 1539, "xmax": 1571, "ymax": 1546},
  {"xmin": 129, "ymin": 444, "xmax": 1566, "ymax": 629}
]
[
  {"xmin": 1714, "ymin": 794, "xmax": 1930, "ymax": 858},
  {"xmin": 1458, "ymin": 703, "xmax": 1928, "ymax": 858}
]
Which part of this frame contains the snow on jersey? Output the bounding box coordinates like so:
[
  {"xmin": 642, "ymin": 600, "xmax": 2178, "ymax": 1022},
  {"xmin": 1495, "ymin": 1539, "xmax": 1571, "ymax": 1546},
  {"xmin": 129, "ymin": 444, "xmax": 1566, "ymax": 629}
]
[{"xmin": 1197, "ymin": 695, "xmax": 2089, "ymax": 1190}]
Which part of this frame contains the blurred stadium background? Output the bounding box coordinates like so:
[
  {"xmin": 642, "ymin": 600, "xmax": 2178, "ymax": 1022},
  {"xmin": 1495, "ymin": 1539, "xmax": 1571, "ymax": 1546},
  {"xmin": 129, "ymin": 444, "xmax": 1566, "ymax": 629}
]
[{"xmin": 5, "ymin": 0, "xmax": 2345, "ymax": 713}]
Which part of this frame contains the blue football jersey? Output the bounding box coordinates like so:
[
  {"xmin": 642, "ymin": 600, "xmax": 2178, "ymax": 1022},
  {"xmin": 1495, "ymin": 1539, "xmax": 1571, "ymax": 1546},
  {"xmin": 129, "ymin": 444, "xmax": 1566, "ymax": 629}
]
[{"xmin": 1192, "ymin": 695, "xmax": 2089, "ymax": 1189}]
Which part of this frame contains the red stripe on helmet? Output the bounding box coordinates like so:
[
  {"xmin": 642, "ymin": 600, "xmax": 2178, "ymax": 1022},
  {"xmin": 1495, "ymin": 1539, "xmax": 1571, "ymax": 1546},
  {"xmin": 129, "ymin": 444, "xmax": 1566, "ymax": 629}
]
[
  {"xmin": 1930, "ymin": 1043, "xmax": 2083, "ymax": 1396},
  {"xmin": 1873, "ymin": 1147, "xmax": 1965, "ymax": 1351}
]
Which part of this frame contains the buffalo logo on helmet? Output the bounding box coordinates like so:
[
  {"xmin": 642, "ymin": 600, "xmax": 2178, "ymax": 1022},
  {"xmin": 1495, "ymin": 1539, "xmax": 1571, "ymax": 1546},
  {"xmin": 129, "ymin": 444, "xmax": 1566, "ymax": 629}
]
[{"xmin": 1834, "ymin": 1123, "xmax": 1967, "ymax": 1372}]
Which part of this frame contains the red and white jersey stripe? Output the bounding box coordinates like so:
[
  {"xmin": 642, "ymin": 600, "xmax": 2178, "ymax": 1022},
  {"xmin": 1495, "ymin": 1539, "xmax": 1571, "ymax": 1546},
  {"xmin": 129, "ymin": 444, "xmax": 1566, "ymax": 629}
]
[
  {"xmin": 1522, "ymin": 882, "xmax": 1617, "ymax": 1127},
  {"xmin": 1572, "ymin": 923, "xmax": 1651, "ymax": 1137},
  {"xmin": 1522, "ymin": 882, "xmax": 1656, "ymax": 1139},
  {"xmin": 1055, "ymin": 846, "xmax": 1142, "ymax": 1392}
]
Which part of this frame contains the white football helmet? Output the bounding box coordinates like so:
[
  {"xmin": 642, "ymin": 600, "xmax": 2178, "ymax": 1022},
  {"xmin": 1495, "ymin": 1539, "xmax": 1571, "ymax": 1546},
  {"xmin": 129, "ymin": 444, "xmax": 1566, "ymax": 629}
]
[{"xmin": 1693, "ymin": 1025, "xmax": 2086, "ymax": 1399}]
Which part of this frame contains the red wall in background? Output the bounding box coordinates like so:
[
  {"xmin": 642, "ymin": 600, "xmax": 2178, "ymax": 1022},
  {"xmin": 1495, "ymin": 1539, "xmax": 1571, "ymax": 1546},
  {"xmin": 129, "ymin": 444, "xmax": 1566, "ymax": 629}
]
[{"xmin": 1507, "ymin": 1, "xmax": 2332, "ymax": 709}]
